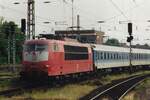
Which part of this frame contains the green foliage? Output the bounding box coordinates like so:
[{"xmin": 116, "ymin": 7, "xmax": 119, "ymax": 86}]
[
  {"xmin": 0, "ymin": 18, "xmax": 25, "ymax": 64},
  {"xmin": 105, "ymin": 38, "xmax": 120, "ymax": 46}
]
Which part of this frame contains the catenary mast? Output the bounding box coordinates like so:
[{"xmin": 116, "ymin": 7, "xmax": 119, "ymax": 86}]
[{"xmin": 27, "ymin": 0, "xmax": 35, "ymax": 40}]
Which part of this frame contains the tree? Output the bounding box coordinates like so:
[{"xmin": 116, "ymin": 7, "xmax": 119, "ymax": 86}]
[
  {"xmin": 0, "ymin": 19, "xmax": 25, "ymax": 64},
  {"xmin": 105, "ymin": 38, "xmax": 120, "ymax": 46}
]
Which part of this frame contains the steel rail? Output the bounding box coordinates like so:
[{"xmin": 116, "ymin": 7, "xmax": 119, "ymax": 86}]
[{"xmin": 80, "ymin": 73, "xmax": 150, "ymax": 100}]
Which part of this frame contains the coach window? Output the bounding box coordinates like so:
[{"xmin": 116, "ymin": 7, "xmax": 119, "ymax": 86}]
[
  {"xmin": 97, "ymin": 51, "xmax": 99, "ymax": 60},
  {"xmin": 120, "ymin": 53, "xmax": 122, "ymax": 59},
  {"xmin": 135, "ymin": 54, "xmax": 137, "ymax": 59},
  {"xmin": 95, "ymin": 51, "xmax": 97, "ymax": 60},
  {"xmin": 110, "ymin": 52, "xmax": 112, "ymax": 59},
  {"xmin": 139, "ymin": 54, "xmax": 141, "ymax": 59},
  {"xmin": 122, "ymin": 53, "xmax": 124, "ymax": 59},
  {"xmin": 95, "ymin": 51, "xmax": 98, "ymax": 61},
  {"xmin": 125, "ymin": 53, "xmax": 127, "ymax": 59},
  {"xmin": 100, "ymin": 52, "xmax": 103, "ymax": 60},
  {"xmin": 145, "ymin": 54, "xmax": 147, "ymax": 59},
  {"xmin": 124, "ymin": 53, "xmax": 126, "ymax": 59},
  {"xmin": 123, "ymin": 53, "xmax": 125, "ymax": 59},
  {"xmin": 98, "ymin": 51, "xmax": 100, "ymax": 60},
  {"xmin": 107, "ymin": 52, "xmax": 109, "ymax": 60},
  {"xmin": 133, "ymin": 54, "xmax": 135, "ymax": 59},
  {"xmin": 117, "ymin": 53, "xmax": 119, "ymax": 59},
  {"xmin": 126, "ymin": 54, "xmax": 127, "ymax": 59},
  {"xmin": 114, "ymin": 53, "xmax": 116, "ymax": 59},
  {"xmin": 103, "ymin": 52, "xmax": 105, "ymax": 60},
  {"xmin": 104, "ymin": 52, "xmax": 106, "ymax": 60},
  {"xmin": 98, "ymin": 51, "xmax": 99, "ymax": 60},
  {"xmin": 111, "ymin": 53, "xmax": 113, "ymax": 59},
  {"xmin": 119, "ymin": 53, "xmax": 121, "ymax": 59},
  {"xmin": 138, "ymin": 54, "xmax": 140, "ymax": 60},
  {"xmin": 99, "ymin": 51, "xmax": 101, "ymax": 60},
  {"xmin": 116, "ymin": 53, "xmax": 118, "ymax": 60},
  {"xmin": 123, "ymin": 53, "xmax": 124, "ymax": 59}
]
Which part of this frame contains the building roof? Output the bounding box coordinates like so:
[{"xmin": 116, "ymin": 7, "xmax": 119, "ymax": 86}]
[{"xmin": 55, "ymin": 30, "xmax": 96, "ymax": 34}]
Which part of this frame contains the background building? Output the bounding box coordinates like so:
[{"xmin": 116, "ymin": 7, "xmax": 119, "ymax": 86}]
[{"xmin": 55, "ymin": 30, "xmax": 105, "ymax": 44}]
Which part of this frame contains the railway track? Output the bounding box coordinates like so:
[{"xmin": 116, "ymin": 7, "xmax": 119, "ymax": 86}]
[
  {"xmin": 0, "ymin": 80, "xmax": 49, "ymax": 97},
  {"xmin": 80, "ymin": 73, "xmax": 150, "ymax": 100},
  {"xmin": 0, "ymin": 77, "xmax": 69, "ymax": 97}
]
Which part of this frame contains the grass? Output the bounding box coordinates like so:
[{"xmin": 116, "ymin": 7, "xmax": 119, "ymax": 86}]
[
  {"xmin": 0, "ymin": 64, "xmax": 21, "ymax": 67},
  {"xmin": 122, "ymin": 91, "xmax": 136, "ymax": 100},
  {"xmin": 0, "ymin": 79, "xmax": 13, "ymax": 91},
  {"xmin": 0, "ymin": 72, "xmax": 20, "ymax": 91},
  {"xmin": 25, "ymin": 84, "xmax": 96, "ymax": 100}
]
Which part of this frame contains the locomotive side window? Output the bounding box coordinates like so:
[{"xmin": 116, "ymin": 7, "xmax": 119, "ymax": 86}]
[
  {"xmin": 64, "ymin": 45, "xmax": 88, "ymax": 60},
  {"xmin": 53, "ymin": 43, "xmax": 59, "ymax": 51}
]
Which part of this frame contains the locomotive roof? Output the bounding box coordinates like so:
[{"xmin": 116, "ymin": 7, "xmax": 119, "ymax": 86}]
[{"xmin": 24, "ymin": 39, "xmax": 90, "ymax": 47}]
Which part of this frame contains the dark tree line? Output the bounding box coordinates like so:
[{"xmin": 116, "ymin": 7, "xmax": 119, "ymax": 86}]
[
  {"xmin": 104, "ymin": 38, "xmax": 120, "ymax": 46},
  {"xmin": 0, "ymin": 17, "xmax": 25, "ymax": 64}
]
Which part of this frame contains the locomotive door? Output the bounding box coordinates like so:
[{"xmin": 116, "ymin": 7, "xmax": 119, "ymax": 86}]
[{"xmin": 53, "ymin": 43, "xmax": 63, "ymax": 75}]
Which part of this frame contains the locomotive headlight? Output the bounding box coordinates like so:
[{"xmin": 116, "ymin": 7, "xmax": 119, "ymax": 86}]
[{"xmin": 45, "ymin": 65, "xmax": 49, "ymax": 67}]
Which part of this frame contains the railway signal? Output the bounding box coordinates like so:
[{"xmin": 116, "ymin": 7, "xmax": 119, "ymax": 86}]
[
  {"xmin": 127, "ymin": 22, "xmax": 133, "ymax": 42},
  {"xmin": 127, "ymin": 22, "xmax": 133, "ymax": 73},
  {"xmin": 128, "ymin": 23, "xmax": 132, "ymax": 35},
  {"xmin": 127, "ymin": 36, "xmax": 133, "ymax": 42},
  {"xmin": 21, "ymin": 19, "xmax": 26, "ymax": 34}
]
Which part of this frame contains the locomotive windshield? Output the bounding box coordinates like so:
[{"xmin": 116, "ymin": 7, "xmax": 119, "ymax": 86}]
[{"xmin": 24, "ymin": 44, "xmax": 48, "ymax": 52}]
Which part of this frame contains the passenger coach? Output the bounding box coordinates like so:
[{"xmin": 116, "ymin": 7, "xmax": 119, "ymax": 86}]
[{"xmin": 93, "ymin": 44, "xmax": 150, "ymax": 70}]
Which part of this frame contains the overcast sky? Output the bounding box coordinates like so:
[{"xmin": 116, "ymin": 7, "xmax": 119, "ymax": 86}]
[{"xmin": 1, "ymin": 0, "xmax": 150, "ymax": 44}]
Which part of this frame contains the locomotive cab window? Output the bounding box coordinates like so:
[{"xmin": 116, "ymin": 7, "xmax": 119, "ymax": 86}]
[
  {"xmin": 64, "ymin": 45, "xmax": 88, "ymax": 60},
  {"xmin": 24, "ymin": 44, "xmax": 48, "ymax": 52}
]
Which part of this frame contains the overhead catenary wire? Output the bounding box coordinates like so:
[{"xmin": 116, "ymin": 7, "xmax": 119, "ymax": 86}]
[
  {"xmin": 108, "ymin": 0, "xmax": 129, "ymax": 21},
  {"xmin": 0, "ymin": 0, "xmax": 150, "ymax": 32}
]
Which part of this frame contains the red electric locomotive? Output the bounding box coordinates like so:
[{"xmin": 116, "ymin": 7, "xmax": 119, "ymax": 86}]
[{"xmin": 21, "ymin": 39, "xmax": 93, "ymax": 78}]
